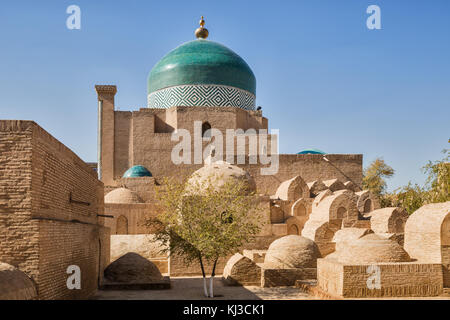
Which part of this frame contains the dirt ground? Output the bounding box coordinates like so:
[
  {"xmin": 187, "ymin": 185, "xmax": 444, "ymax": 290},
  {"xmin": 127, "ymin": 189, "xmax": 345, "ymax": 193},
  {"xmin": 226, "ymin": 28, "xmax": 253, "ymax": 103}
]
[
  {"xmin": 92, "ymin": 276, "xmax": 315, "ymax": 300},
  {"xmin": 92, "ymin": 276, "xmax": 450, "ymax": 300}
]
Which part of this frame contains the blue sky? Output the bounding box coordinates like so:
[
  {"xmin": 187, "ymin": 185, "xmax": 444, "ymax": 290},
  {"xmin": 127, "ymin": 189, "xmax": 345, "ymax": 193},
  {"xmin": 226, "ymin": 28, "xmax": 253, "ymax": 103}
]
[{"xmin": 0, "ymin": 0, "xmax": 448, "ymax": 191}]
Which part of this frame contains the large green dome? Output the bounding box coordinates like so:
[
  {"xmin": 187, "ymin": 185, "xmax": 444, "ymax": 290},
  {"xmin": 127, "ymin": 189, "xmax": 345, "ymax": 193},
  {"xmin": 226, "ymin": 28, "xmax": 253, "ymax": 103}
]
[{"xmin": 147, "ymin": 39, "xmax": 256, "ymax": 110}]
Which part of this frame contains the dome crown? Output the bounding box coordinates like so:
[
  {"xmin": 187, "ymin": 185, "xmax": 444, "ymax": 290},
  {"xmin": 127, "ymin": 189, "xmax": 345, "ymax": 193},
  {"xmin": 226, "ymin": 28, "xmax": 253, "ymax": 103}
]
[
  {"xmin": 104, "ymin": 188, "xmax": 143, "ymax": 204},
  {"xmin": 148, "ymin": 39, "xmax": 256, "ymax": 95},
  {"xmin": 326, "ymin": 233, "xmax": 411, "ymax": 264},
  {"xmin": 186, "ymin": 161, "xmax": 256, "ymax": 195},
  {"xmin": 264, "ymin": 235, "xmax": 321, "ymax": 269}
]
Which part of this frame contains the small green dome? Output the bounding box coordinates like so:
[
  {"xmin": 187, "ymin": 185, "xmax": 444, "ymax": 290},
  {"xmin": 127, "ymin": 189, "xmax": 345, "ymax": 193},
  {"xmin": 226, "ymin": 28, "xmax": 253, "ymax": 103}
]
[
  {"xmin": 147, "ymin": 39, "xmax": 256, "ymax": 95},
  {"xmin": 297, "ymin": 149, "xmax": 326, "ymax": 155},
  {"xmin": 123, "ymin": 165, "xmax": 152, "ymax": 178}
]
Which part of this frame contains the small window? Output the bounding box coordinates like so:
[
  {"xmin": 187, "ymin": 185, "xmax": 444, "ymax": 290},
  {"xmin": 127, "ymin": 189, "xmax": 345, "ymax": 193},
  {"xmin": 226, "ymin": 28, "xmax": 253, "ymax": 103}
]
[{"xmin": 202, "ymin": 122, "xmax": 211, "ymax": 138}]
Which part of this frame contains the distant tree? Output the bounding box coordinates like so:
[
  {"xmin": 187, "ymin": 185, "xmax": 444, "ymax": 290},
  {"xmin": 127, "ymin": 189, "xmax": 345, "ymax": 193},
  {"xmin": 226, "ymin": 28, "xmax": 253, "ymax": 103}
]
[
  {"xmin": 362, "ymin": 158, "xmax": 395, "ymax": 206},
  {"xmin": 386, "ymin": 183, "xmax": 426, "ymax": 214},
  {"xmin": 146, "ymin": 175, "xmax": 263, "ymax": 298},
  {"xmin": 423, "ymin": 148, "xmax": 449, "ymax": 204},
  {"xmin": 383, "ymin": 142, "xmax": 449, "ymax": 214}
]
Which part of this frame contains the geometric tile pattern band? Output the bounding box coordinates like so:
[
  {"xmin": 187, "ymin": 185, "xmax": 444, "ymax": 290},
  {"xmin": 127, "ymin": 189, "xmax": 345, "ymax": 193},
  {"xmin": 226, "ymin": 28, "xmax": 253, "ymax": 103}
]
[{"xmin": 147, "ymin": 84, "xmax": 256, "ymax": 110}]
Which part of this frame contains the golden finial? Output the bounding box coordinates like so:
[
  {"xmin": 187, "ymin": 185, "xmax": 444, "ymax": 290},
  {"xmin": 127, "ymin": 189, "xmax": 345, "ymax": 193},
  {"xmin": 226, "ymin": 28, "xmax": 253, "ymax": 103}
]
[{"xmin": 195, "ymin": 16, "xmax": 209, "ymax": 39}]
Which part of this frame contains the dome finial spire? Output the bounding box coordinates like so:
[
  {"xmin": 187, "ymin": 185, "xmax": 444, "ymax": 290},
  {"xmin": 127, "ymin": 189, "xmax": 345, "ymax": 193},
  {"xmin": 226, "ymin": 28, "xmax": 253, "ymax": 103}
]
[{"xmin": 195, "ymin": 16, "xmax": 209, "ymax": 39}]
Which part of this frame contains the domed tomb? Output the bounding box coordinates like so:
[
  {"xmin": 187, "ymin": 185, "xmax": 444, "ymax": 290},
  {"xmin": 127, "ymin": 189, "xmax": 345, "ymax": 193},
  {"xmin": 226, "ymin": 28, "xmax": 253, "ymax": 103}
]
[
  {"xmin": 186, "ymin": 161, "xmax": 256, "ymax": 195},
  {"xmin": 264, "ymin": 235, "xmax": 321, "ymax": 269},
  {"xmin": 326, "ymin": 233, "xmax": 411, "ymax": 264},
  {"xmin": 104, "ymin": 252, "xmax": 163, "ymax": 283},
  {"xmin": 0, "ymin": 262, "xmax": 37, "ymax": 300},
  {"xmin": 105, "ymin": 187, "xmax": 144, "ymax": 204}
]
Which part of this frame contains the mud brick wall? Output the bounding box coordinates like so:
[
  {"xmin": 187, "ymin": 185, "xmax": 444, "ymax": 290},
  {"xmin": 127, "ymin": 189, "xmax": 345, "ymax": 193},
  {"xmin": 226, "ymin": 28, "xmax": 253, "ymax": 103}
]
[
  {"xmin": 0, "ymin": 121, "xmax": 40, "ymax": 280},
  {"xmin": 102, "ymin": 203, "xmax": 160, "ymax": 234},
  {"xmin": 261, "ymin": 268, "xmax": 316, "ymax": 287},
  {"xmin": 106, "ymin": 106, "xmax": 362, "ymax": 195},
  {"xmin": 30, "ymin": 123, "xmax": 102, "ymax": 224},
  {"xmin": 169, "ymin": 254, "xmax": 230, "ymax": 277},
  {"xmin": 0, "ymin": 120, "xmax": 109, "ymax": 300},
  {"xmin": 37, "ymin": 220, "xmax": 108, "ymax": 299},
  {"xmin": 318, "ymin": 258, "xmax": 444, "ymax": 298},
  {"xmin": 169, "ymin": 235, "xmax": 283, "ymax": 277},
  {"xmin": 317, "ymin": 258, "xmax": 344, "ymax": 296}
]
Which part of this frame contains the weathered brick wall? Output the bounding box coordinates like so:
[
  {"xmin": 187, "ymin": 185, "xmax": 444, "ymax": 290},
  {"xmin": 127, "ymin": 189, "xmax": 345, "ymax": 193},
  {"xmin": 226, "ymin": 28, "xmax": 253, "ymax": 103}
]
[
  {"xmin": 31, "ymin": 123, "xmax": 101, "ymax": 224},
  {"xmin": 96, "ymin": 85, "xmax": 116, "ymax": 185},
  {"xmin": 111, "ymin": 139, "xmax": 362, "ymax": 197},
  {"xmin": 317, "ymin": 258, "xmax": 444, "ymax": 298},
  {"xmin": 342, "ymin": 263, "xmax": 443, "ymax": 297},
  {"xmin": 404, "ymin": 203, "xmax": 449, "ymax": 264},
  {"xmin": 0, "ymin": 121, "xmax": 40, "ymax": 281},
  {"xmin": 37, "ymin": 220, "xmax": 108, "ymax": 299},
  {"xmin": 103, "ymin": 203, "xmax": 159, "ymax": 235},
  {"xmin": 0, "ymin": 120, "xmax": 109, "ymax": 300},
  {"xmin": 114, "ymin": 111, "xmax": 131, "ymax": 178},
  {"xmin": 317, "ymin": 258, "xmax": 344, "ymax": 296},
  {"xmin": 98, "ymin": 225, "xmax": 110, "ymax": 285},
  {"xmin": 243, "ymin": 154, "xmax": 362, "ymax": 195},
  {"xmin": 169, "ymin": 254, "xmax": 230, "ymax": 277},
  {"xmin": 169, "ymin": 235, "xmax": 282, "ymax": 276}
]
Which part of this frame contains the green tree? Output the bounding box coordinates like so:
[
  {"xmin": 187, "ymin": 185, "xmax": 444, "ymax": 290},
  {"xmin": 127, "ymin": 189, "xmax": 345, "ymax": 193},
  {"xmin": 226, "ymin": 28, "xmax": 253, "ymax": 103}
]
[
  {"xmin": 388, "ymin": 183, "xmax": 426, "ymax": 214},
  {"xmin": 147, "ymin": 175, "xmax": 263, "ymax": 298},
  {"xmin": 362, "ymin": 158, "xmax": 395, "ymax": 206},
  {"xmin": 383, "ymin": 144, "xmax": 449, "ymax": 214},
  {"xmin": 423, "ymin": 148, "xmax": 450, "ymax": 204}
]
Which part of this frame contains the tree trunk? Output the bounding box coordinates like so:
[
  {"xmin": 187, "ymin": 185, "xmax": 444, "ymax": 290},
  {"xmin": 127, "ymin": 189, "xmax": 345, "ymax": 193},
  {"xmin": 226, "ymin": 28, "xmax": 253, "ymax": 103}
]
[
  {"xmin": 198, "ymin": 254, "xmax": 208, "ymax": 297},
  {"xmin": 209, "ymin": 258, "xmax": 218, "ymax": 298}
]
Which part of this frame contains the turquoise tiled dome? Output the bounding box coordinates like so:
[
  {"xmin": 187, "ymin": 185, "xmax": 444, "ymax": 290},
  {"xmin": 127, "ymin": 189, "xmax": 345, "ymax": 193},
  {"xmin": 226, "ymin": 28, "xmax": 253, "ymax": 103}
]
[
  {"xmin": 123, "ymin": 165, "xmax": 152, "ymax": 178},
  {"xmin": 147, "ymin": 39, "xmax": 256, "ymax": 110},
  {"xmin": 148, "ymin": 39, "xmax": 256, "ymax": 94},
  {"xmin": 297, "ymin": 149, "xmax": 326, "ymax": 155}
]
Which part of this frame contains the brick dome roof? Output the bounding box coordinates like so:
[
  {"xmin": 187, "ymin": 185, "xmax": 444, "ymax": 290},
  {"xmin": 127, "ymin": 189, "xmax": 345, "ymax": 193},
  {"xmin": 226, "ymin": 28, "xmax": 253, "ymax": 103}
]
[
  {"xmin": 326, "ymin": 233, "xmax": 411, "ymax": 264},
  {"xmin": 104, "ymin": 253, "xmax": 163, "ymax": 283},
  {"xmin": 264, "ymin": 235, "xmax": 321, "ymax": 269},
  {"xmin": 0, "ymin": 262, "xmax": 37, "ymax": 300},
  {"xmin": 104, "ymin": 187, "xmax": 143, "ymax": 204},
  {"xmin": 186, "ymin": 161, "xmax": 256, "ymax": 195}
]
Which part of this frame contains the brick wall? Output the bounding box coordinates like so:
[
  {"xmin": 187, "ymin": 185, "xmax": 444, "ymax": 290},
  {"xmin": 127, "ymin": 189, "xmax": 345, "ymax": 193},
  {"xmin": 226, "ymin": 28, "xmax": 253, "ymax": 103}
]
[
  {"xmin": 169, "ymin": 235, "xmax": 282, "ymax": 276},
  {"xmin": 107, "ymin": 106, "xmax": 362, "ymax": 192},
  {"xmin": 37, "ymin": 220, "xmax": 108, "ymax": 299},
  {"xmin": 317, "ymin": 258, "xmax": 444, "ymax": 298},
  {"xmin": 0, "ymin": 120, "xmax": 109, "ymax": 300},
  {"xmin": 31, "ymin": 123, "xmax": 102, "ymax": 224},
  {"xmin": 102, "ymin": 203, "xmax": 160, "ymax": 234},
  {"xmin": 0, "ymin": 121, "xmax": 40, "ymax": 281}
]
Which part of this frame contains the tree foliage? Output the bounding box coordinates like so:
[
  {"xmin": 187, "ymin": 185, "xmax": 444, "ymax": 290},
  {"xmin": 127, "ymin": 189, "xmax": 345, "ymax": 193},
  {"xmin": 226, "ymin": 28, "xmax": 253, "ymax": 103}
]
[
  {"xmin": 423, "ymin": 148, "xmax": 450, "ymax": 204},
  {"xmin": 145, "ymin": 174, "xmax": 264, "ymax": 297},
  {"xmin": 383, "ymin": 183, "xmax": 426, "ymax": 214},
  {"xmin": 362, "ymin": 157, "xmax": 395, "ymax": 201},
  {"xmin": 366, "ymin": 144, "xmax": 449, "ymax": 214}
]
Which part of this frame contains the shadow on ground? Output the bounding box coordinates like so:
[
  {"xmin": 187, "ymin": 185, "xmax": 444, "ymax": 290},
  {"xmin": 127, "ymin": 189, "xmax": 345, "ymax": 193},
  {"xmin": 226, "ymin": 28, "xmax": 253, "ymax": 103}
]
[{"xmin": 92, "ymin": 276, "xmax": 314, "ymax": 300}]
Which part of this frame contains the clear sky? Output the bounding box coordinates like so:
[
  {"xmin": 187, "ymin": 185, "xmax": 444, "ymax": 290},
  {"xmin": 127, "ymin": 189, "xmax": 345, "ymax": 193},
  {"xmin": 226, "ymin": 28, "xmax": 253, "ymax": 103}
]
[{"xmin": 0, "ymin": 0, "xmax": 448, "ymax": 191}]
